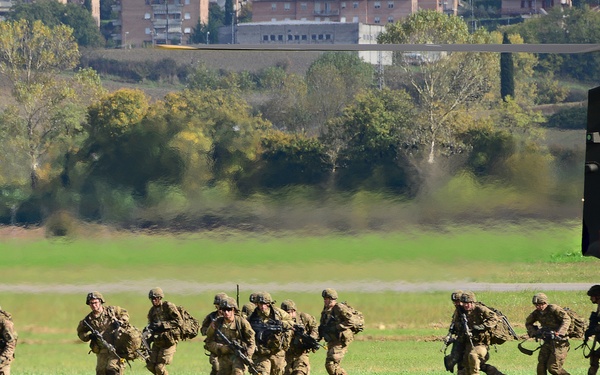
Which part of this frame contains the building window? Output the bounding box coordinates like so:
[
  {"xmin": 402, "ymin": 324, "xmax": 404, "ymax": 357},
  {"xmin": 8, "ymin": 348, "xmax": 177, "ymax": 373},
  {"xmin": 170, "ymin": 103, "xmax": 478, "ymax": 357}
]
[
  {"xmin": 185, "ymin": 0, "xmax": 189, "ymax": 3},
  {"xmin": 353, "ymin": 16, "xmax": 359, "ymax": 22},
  {"xmin": 311, "ymin": 34, "xmax": 317, "ymax": 40},
  {"xmin": 294, "ymin": 35, "xmax": 300, "ymax": 40},
  {"xmin": 301, "ymin": 2, "xmax": 307, "ymax": 9},
  {"xmin": 271, "ymin": 3, "xmax": 277, "ymax": 10},
  {"xmin": 374, "ymin": 1, "xmax": 381, "ymax": 8},
  {"xmin": 387, "ymin": 16, "xmax": 394, "ymax": 22},
  {"xmin": 284, "ymin": 2, "xmax": 291, "ymax": 9},
  {"xmin": 341, "ymin": 1, "xmax": 346, "ymax": 7},
  {"xmin": 288, "ymin": 34, "xmax": 293, "ymax": 40},
  {"xmin": 270, "ymin": 34, "xmax": 276, "ymax": 40},
  {"xmin": 145, "ymin": 27, "xmax": 152, "ymax": 34},
  {"xmin": 318, "ymin": 34, "xmax": 324, "ymax": 40},
  {"xmin": 341, "ymin": 16, "xmax": 346, "ymax": 22},
  {"xmin": 374, "ymin": 16, "xmax": 381, "ymax": 23},
  {"xmin": 184, "ymin": 12, "xmax": 191, "ymax": 19},
  {"xmin": 325, "ymin": 34, "xmax": 331, "ymax": 40},
  {"xmin": 388, "ymin": 1, "xmax": 394, "ymax": 7},
  {"xmin": 301, "ymin": 17, "xmax": 307, "ymax": 20},
  {"xmin": 184, "ymin": 27, "xmax": 191, "ymax": 33},
  {"xmin": 301, "ymin": 34, "xmax": 307, "ymax": 40},
  {"xmin": 353, "ymin": 2, "xmax": 358, "ymax": 7},
  {"xmin": 263, "ymin": 35, "xmax": 269, "ymax": 41},
  {"xmin": 145, "ymin": 13, "xmax": 151, "ymax": 19}
]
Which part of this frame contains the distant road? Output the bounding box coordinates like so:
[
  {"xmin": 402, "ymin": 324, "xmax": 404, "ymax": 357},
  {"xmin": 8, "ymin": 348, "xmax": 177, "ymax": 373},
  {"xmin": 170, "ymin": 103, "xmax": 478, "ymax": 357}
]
[{"xmin": 0, "ymin": 281, "xmax": 592, "ymax": 294}]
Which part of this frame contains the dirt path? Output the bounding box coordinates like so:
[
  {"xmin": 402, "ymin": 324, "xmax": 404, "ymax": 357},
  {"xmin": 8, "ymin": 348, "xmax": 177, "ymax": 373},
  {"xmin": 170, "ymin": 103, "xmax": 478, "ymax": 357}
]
[{"xmin": 0, "ymin": 281, "xmax": 592, "ymax": 294}]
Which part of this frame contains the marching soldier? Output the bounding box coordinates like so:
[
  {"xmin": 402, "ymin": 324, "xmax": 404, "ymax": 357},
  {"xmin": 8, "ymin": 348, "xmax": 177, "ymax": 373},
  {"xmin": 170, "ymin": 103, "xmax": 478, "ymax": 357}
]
[
  {"xmin": 77, "ymin": 291, "xmax": 129, "ymax": 375},
  {"xmin": 145, "ymin": 287, "xmax": 184, "ymax": 375},
  {"xmin": 248, "ymin": 292, "xmax": 294, "ymax": 375},
  {"xmin": 205, "ymin": 297, "xmax": 256, "ymax": 375},
  {"xmin": 0, "ymin": 306, "xmax": 17, "ymax": 375},
  {"xmin": 280, "ymin": 299, "xmax": 319, "ymax": 375},
  {"xmin": 202, "ymin": 293, "xmax": 229, "ymax": 375},
  {"xmin": 585, "ymin": 285, "xmax": 600, "ymax": 375},
  {"xmin": 525, "ymin": 292, "xmax": 572, "ymax": 375}
]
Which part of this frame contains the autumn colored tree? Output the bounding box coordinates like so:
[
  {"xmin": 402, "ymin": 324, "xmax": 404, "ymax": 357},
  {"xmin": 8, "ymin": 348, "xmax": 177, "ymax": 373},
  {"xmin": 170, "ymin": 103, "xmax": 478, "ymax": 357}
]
[{"xmin": 0, "ymin": 20, "xmax": 103, "ymax": 190}]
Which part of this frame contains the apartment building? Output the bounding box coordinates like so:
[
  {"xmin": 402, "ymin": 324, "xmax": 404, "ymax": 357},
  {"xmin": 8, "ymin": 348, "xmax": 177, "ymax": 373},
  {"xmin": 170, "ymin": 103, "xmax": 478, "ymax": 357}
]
[
  {"xmin": 501, "ymin": 0, "xmax": 571, "ymax": 15},
  {"xmin": 250, "ymin": 0, "xmax": 457, "ymax": 24},
  {"xmin": 1, "ymin": 0, "xmax": 100, "ymax": 25},
  {"xmin": 111, "ymin": 0, "xmax": 209, "ymax": 47}
]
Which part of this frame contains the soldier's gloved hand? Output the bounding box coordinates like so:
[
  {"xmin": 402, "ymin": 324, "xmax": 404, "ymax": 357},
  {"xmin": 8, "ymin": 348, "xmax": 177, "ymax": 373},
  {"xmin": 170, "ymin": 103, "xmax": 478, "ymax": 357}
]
[
  {"xmin": 111, "ymin": 320, "xmax": 122, "ymax": 330},
  {"xmin": 472, "ymin": 324, "xmax": 485, "ymax": 332},
  {"xmin": 150, "ymin": 322, "xmax": 166, "ymax": 332}
]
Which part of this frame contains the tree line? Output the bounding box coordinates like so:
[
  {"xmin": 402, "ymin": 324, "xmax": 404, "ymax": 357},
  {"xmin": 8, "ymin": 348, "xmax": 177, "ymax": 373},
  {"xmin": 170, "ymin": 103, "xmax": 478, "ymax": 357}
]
[{"xmin": 0, "ymin": 13, "xmax": 588, "ymax": 231}]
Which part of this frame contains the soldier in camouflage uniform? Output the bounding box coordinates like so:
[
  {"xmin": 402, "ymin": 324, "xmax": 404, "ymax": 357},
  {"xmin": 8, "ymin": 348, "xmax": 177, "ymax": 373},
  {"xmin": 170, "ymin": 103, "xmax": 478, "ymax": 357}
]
[
  {"xmin": 77, "ymin": 291, "xmax": 129, "ymax": 375},
  {"xmin": 145, "ymin": 287, "xmax": 184, "ymax": 375},
  {"xmin": 318, "ymin": 288, "xmax": 356, "ymax": 375},
  {"xmin": 242, "ymin": 293, "xmax": 259, "ymax": 319},
  {"xmin": 202, "ymin": 292, "xmax": 229, "ymax": 375},
  {"xmin": 280, "ymin": 299, "xmax": 318, "ymax": 375},
  {"xmin": 586, "ymin": 285, "xmax": 600, "ymax": 375},
  {"xmin": 459, "ymin": 292, "xmax": 504, "ymax": 375},
  {"xmin": 0, "ymin": 306, "xmax": 17, "ymax": 375},
  {"xmin": 249, "ymin": 292, "xmax": 294, "ymax": 375},
  {"xmin": 525, "ymin": 293, "xmax": 572, "ymax": 375},
  {"xmin": 444, "ymin": 290, "xmax": 465, "ymax": 373},
  {"xmin": 205, "ymin": 297, "xmax": 256, "ymax": 375}
]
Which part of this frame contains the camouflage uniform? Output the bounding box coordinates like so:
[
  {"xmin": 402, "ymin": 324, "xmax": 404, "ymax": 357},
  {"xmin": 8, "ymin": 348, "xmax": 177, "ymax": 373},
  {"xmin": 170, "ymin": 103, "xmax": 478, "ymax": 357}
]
[
  {"xmin": 202, "ymin": 293, "xmax": 229, "ymax": 375},
  {"xmin": 249, "ymin": 293, "xmax": 294, "ymax": 375},
  {"xmin": 0, "ymin": 308, "xmax": 17, "ymax": 375},
  {"xmin": 145, "ymin": 288, "xmax": 184, "ymax": 375},
  {"xmin": 587, "ymin": 285, "xmax": 600, "ymax": 375},
  {"xmin": 77, "ymin": 292, "xmax": 129, "ymax": 375},
  {"xmin": 459, "ymin": 292, "xmax": 503, "ymax": 375},
  {"xmin": 318, "ymin": 289, "xmax": 355, "ymax": 375},
  {"xmin": 444, "ymin": 290, "xmax": 465, "ymax": 373},
  {"xmin": 281, "ymin": 300, "xmax": 319, "ymax": 375},
  {"xmin": 525, "ymin": 293, "xmax": 572, "ymax": 375},
  {"xmin": 205, "ymin": 298, "xmax": 256, "ymax": 375}
]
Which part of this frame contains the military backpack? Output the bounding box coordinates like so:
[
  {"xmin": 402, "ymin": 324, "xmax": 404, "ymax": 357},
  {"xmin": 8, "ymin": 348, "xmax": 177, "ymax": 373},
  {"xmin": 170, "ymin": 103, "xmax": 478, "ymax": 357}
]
[
  {"xmin": 563, "ymin": 307, "xmax": 587, "ymax": 339},
  {"xmin": 339, "ymin": 302, "xmax": 364, "ymax": 334},
  {"xmin": 177, "ymin": 306, "xmax": 199, "ymax": 340},
  {"xmin": 114, "ymin": 323, "xmax": 146, "ymax": 361},
  {"xmin": 478, "ymin": 303, "xmax": 518, "ymax": 345}
]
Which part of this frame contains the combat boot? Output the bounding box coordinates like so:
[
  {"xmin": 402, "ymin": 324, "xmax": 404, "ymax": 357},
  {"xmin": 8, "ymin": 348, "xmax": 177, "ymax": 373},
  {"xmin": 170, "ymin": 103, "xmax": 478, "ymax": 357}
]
[{"xmin": 480, "ymin": 363, "xmax": 505, "ymax": 375}]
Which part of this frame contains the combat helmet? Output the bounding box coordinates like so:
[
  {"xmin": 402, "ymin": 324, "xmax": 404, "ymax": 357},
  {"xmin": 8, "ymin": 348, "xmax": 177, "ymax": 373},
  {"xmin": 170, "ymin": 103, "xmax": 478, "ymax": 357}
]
[
  {"xmin": 249, "ymin": 293, "xmax": 259, "ymax": 303},
  {"xmin": 148, "ymin": 287, "xmax": 164, "ymax": 299},
  {"xmin": 460, "ymin": 291, "xmax": 476, "ymax": 303},
  {"xmin": 213, "ymin": 292, "xmax": 228, "ymax": 305},
  {"xmin": 86, "ymin": 291, "xmax": 105, "ymax": 305},
  {"xmin": 451, "ymin": 290, "xmax": 464, "ymax": 302},
  {"xmin": 256, "ymin": 292, "xmax": 275, "ymax": 304},
  {"xmin": 322, "ymin": 288, "xmax": 338, "ymax": 300},
  {"xmin": 532, "ymin": 293, "xmax": 548, "ymax": 304},
  {"xmin": 281, "ymin": 299, "xmax": 297, "ymax": 312},
  {"xmin": 588, "ymin": 285, "xmax": 600, "ymax": 297},
  {"xmin": 220, "ymin": 297, "xmax": 238, "ymax": 311}
]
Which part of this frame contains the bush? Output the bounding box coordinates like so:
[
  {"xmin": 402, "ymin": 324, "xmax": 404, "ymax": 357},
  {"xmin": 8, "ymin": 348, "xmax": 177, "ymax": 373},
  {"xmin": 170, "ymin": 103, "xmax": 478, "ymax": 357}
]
[{"xmin": 545, "ymin": 106, "xmax": 587, "ymax": 130}]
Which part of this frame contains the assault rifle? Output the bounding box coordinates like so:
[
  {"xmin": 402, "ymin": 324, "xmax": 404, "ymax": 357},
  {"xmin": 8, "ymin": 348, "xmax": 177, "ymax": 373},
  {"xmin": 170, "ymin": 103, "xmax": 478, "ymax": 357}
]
[
  {"xmin": 212, "ymin": 318, "xmax": 259, "ymax": 375},
  {"xmin": 576, "ymin": 312, "xmax": 599, "ymax": 355},
  {"xmin": 140, "ymin": 325, "xmax": 154, "ymax": 361},
  {"xmin": 251, "ymin": 319, "xmax": 289, "ymax": 344},
  {"xmin": 293, "ymin": 324, "xmax": 325, "ymax": 351},
  {"xmin": 83, "ymin": 320, "xmax": 124, "ymax": 363},
  {"xmin": 443, "ymin": 321, "xmax": 456, "ymax": 347},
  {"xmin": 534, "ymin": 328, "xmax": 567, "ymax": 341},
  {"xmin": 460, "ymin": 313, "xmax": 474, "ymax": 347}
]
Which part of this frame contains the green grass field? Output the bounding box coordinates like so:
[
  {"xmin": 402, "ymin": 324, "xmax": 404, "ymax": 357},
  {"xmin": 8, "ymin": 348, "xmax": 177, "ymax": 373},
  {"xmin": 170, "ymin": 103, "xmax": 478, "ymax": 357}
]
[{"xmin": 1, "ymin": 220, "xmax": 597, "ymax": 374}]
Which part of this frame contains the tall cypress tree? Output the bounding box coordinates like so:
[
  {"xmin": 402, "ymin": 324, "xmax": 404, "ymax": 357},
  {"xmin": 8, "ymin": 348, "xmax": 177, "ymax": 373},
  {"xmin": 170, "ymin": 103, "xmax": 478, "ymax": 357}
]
[{"xmin": 500, "ymin": 32, "xmax": 515, "ymax": 101}]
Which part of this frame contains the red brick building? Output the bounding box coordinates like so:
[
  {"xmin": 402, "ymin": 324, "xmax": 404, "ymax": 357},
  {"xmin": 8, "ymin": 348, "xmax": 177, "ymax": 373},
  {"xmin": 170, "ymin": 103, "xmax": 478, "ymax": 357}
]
[{"xmin": 250, "ymin": 0, "xmax": 456, "ymax": 24}]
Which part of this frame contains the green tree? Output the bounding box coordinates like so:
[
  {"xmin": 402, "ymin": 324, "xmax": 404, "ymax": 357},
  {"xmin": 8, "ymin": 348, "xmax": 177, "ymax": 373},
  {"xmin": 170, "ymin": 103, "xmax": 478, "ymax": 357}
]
[
  {"xmin": 162, "ymin": 89, "xmax": 271, "ymax": 194},
  {"xmin": 305, "ymin": 52, "xmax": 375, "ymax": 133},
  {"xmin": 8, "ymin": 1, "xmax": 105, "ymax": 47},
  {"xmin": 260, "ymin": 74, "xmax": 311, "ymax": 133},
  {"xmin": 0, "ymin": 20, "xmax": 102, "ymax": 190},
  {"xmin": 500, "ymin": 32, "xmax": 514, "ymax": 101},
  {"xmin": 321, "ymin": 88, "xmax": 415, "ymax": 192},
  {"xmin": 378, "ymin": 10, "xmax": 497, "ymax": 165}
]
